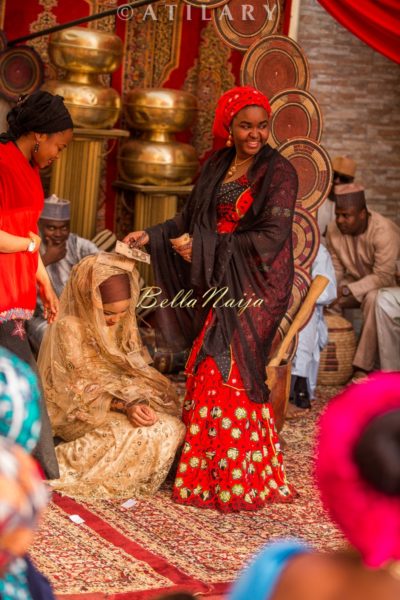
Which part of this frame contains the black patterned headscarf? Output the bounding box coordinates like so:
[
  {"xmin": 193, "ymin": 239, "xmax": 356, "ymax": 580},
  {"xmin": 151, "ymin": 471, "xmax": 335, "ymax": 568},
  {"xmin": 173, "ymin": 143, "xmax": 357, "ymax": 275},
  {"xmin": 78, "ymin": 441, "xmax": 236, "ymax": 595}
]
[{"xmin": 0, "ymin": 90, "xmax": 73, "ymax": 143}]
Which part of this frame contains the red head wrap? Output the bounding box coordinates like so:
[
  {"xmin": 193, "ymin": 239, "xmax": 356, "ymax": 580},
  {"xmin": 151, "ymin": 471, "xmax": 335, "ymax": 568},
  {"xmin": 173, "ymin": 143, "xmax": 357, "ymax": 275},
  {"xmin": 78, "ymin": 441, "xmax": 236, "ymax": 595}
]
[{"xmin": 212, "ymin": 86, "xmax": 271, "ymax": 141}]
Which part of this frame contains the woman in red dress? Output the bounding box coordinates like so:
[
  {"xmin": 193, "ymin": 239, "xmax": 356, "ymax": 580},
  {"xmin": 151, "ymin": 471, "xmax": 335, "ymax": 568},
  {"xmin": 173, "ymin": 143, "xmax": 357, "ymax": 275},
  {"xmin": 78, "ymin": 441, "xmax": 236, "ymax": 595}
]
[
  {"xmin": 0, "ymin": 90, "xmax": 73, "ymax": 477},
  {"xmin": 124, "ymin": 87, "xmax": 298, "ymax": 512}
]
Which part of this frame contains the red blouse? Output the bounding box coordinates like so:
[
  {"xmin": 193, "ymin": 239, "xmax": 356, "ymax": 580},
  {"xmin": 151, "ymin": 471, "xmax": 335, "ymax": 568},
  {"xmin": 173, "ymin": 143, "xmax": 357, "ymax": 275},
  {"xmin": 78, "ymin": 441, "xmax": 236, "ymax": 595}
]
[{"xmin": 0, "ymin": 142, "xmax": 44, "ymax": 319}]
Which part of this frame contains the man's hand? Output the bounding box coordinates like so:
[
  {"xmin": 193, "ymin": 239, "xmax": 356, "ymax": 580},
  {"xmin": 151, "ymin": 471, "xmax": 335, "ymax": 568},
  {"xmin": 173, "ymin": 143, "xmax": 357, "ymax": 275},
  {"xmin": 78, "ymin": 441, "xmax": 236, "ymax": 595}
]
[
  {"xmin": 126, "ymin": 404, "xmax": 158, "ymax": 427},
  {"xmin": 337, "ymin": 285, "xmax": 360, "ymax": 309},
  {"xmin": 42, "ymin": 238, "xmax": 67, "ymax": 266}
]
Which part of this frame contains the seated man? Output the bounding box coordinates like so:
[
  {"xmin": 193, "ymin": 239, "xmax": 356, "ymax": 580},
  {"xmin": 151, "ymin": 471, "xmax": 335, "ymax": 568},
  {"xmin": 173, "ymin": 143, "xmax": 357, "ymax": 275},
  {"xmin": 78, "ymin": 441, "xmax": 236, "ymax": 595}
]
[
  {"xmin": 290, "ymin": 244, "xmax": 337, "ymax": 409},
  {"xmin": 26, "ymin": 194, "xmax": 99, "ymax": 353},
  {"xmin": 318, "ymin": 156, "xmax": 356, "ymax": 241},
  {"xmin": 326, "ymin": 184, "xmax": 400, "ymax": 377},
  {"xmin": 376, "ymin": 273, "xmax": 400, "ymax": 371}
]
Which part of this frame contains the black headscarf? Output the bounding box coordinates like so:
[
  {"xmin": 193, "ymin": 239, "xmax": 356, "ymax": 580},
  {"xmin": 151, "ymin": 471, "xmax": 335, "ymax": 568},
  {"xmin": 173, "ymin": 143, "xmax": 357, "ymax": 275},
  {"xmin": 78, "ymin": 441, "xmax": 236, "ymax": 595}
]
[
  {"xmin": 146, "ymin": 144, "xmax": 298, "ymax": 404},
  {"xmin": 0, "ymin": 90, "xmax": 73, "ymax": 144}
]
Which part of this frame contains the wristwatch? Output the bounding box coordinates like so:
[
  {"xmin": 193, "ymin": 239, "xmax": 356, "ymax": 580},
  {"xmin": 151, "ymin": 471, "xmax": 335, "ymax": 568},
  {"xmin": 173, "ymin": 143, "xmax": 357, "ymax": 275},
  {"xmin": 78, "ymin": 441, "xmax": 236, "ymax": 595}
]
[
  {"xmin": 26, "ymin": 238, "xmax": 36, "ymax": 253},
  {"xmin": 341, "ymin": 285, "xmax": 351, "ymax": 297}
]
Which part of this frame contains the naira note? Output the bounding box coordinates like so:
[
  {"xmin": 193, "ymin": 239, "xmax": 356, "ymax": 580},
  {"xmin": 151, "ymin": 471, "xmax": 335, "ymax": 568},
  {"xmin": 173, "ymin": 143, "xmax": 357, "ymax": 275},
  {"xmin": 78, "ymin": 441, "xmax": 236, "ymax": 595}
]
[{"xmin": 115, "ymin": 240, "xmax": 151, "ymax": 264}]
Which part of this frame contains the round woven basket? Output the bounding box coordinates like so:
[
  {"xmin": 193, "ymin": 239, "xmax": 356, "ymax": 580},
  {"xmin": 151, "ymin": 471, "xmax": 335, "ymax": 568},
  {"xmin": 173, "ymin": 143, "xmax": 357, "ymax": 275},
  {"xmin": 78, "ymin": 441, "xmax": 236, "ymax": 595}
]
[{"xmin": 318, "ymin": 313, "xmax": 357, "ymax": 386}]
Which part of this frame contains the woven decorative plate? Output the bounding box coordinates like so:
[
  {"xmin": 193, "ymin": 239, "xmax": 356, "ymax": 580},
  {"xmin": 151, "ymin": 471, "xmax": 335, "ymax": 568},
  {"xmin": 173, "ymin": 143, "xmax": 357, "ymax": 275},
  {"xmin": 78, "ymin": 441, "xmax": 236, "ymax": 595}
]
[
  {"xmin": 268, "ymin": 88, "xmax": 323, "ymax": 147},
  {"xmin": 0, "ymin": 46, "xmax": 44, "ymax": 101},
  {"xmin": 287, "ymin": 265, "xmax": 312, "ymax": 318},
  {"xmin": 292, "ymin": 207, "xmax": 320, "ymax": 269},
  {"xmin": 278, "ymin": 137, "xmax": 332, "ymax": 213},
  {"xmin": 240, "ymin": 35, "xmax": 310, "ymax": 100},
  {"xmin": 182, "ymin": 0, "xmax": 229, "ymax": 7},
  {"xmin": 273, "ymin": 266, "xmax": 312, "ymax": 362},
  {"xmin": 278, "ymin": 312, "xmax": 292, "ymax": 339},
  {"xmin": 212, "ymin": 0, "xmax": 280, "ymax": 51},
  {"xmin": 272, "ymin": 321, "xmax": 298, "ymax": 363}
]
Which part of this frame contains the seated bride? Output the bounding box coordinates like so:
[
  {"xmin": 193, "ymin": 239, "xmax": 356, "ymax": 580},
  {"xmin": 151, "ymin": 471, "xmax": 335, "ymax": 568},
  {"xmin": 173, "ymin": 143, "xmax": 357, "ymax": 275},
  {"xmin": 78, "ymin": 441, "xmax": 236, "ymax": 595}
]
[{"xmin": 38, "ymin": 252, "xmax": 185, "ymax": 498}]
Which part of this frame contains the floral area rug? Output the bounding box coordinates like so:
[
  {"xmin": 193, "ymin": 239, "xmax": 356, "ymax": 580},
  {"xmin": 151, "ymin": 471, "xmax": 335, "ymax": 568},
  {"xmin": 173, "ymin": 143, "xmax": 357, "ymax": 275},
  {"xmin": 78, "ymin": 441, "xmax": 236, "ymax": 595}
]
[{"xmin": 30, "ymin": 386, "xmax": 345, "ymax": 599}]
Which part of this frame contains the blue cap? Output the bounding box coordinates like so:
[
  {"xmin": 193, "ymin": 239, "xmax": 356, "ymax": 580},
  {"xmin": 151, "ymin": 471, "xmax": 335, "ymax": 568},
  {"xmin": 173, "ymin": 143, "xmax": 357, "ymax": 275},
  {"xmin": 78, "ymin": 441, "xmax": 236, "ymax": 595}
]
[{"xmin": 40, "ymin": 194, "xmax": 70, "ymax": 221}]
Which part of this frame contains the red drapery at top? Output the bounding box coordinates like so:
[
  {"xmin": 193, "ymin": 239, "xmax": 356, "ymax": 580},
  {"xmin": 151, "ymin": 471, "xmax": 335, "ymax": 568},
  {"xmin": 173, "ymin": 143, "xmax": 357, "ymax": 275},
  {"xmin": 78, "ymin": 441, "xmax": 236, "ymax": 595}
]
[{"xmin": 317, "ymin": 0, "xmax": 400, "ymax": 64}]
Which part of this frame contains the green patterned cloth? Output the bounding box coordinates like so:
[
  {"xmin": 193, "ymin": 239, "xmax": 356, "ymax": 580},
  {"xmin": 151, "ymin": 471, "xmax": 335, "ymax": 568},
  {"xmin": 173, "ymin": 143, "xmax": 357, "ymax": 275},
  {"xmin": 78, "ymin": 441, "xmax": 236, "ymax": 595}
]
[
  {"xmin": 0, "ymin": 346, "xmax": 41, "ymax": 451},
  {"xmin": 0, "ymin": 347, "xmax": 43, "ymax": 600}
]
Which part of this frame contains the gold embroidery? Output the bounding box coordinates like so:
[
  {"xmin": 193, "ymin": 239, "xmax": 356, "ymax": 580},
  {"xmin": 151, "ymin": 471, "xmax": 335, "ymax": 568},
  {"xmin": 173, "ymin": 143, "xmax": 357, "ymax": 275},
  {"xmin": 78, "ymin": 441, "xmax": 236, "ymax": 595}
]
[
  {"xmin": 266, "ymin": 206, "xmax": 292, "ymax": 218},
  {"xmin": 183, "ymin": 22, "xmax": 235, "ymax": 159},
  {"xmin": 122, "ymin": 2, "xmax": 183, "ymax": 92},
  {"xmin": 29, "ymin": 0, "xmax": 58, "ymax": 75}
]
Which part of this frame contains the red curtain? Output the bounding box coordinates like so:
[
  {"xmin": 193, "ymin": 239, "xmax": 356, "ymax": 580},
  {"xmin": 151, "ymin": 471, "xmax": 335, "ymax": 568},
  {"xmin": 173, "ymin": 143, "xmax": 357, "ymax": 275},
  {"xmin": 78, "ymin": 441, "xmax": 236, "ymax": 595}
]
[{"xmin": 317, "ymin": 0, "xmax": 400, "ymax": 64}]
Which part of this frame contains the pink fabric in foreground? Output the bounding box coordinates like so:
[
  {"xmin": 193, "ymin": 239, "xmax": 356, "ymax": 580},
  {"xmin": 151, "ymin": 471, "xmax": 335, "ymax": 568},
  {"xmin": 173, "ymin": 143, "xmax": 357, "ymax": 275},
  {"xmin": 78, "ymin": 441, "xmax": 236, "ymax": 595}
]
[{"xmin": 315, "ymin": 372, "xmax": 400, "ymax": 567}]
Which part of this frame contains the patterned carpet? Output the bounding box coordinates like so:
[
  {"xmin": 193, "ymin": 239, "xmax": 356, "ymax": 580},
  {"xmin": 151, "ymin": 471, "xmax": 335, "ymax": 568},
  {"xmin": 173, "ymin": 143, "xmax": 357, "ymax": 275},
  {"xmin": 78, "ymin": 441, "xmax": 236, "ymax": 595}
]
[{"xmin": 30, "ymin": 386, "xmax": 346, "ymax": 599}]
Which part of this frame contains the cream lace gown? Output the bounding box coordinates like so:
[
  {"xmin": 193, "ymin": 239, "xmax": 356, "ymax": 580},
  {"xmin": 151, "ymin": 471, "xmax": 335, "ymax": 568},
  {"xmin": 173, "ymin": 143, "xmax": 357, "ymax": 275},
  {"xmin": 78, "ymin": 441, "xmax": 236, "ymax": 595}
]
[
  {"xmin": 53, "ymin": 411, "xmax": 184, "ymax": 499},
  {"xmin": 38, "ymin": 253, "xmax": 185, "ymax": 499}
]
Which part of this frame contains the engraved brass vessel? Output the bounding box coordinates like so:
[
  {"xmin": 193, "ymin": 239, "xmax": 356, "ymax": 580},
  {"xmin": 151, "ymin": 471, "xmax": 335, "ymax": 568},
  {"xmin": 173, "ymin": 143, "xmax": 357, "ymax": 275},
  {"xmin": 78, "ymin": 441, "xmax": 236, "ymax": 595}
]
[
  {"xmin": 125, "ymin": 88, "xmax": 198, "ymax": 133},
  {"xmin": 42, "ymin": 27, "xmax": 123, "ymax": 128},
  {"xmin": 118, "ymin": 88, "xmax": 198, "ymax": 185}
]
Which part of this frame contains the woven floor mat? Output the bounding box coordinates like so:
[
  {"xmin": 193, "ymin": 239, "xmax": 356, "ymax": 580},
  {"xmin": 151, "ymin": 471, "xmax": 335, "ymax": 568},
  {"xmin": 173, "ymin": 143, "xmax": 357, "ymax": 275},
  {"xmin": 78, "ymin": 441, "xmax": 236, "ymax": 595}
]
[{"xmin": 31, "ymin": 386, "xmax": 345, "ymax": 599}]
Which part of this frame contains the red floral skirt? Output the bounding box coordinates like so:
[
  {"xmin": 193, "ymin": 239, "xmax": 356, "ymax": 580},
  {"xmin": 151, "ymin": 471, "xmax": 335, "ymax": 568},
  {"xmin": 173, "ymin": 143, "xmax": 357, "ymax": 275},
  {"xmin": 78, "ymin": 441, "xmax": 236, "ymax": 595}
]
[{"xmin": 172, "ymin": 318, "xmax": 297, "ymax": 512}]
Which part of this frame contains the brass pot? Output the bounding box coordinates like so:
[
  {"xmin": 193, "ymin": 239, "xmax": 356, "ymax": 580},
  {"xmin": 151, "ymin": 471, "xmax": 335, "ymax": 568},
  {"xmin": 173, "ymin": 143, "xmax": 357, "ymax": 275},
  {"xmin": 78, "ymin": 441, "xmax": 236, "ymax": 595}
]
[
  {"xmin": 118, "ymin": 138, "xmax": 198, "ymax": 185},
  {"xmin": 48, "ymin": 27, "xmax": 122, "ymax": 74},
  {"xmin": 42, "ymin": 79, "xmax": 121, "ymax": 129},
  {"xmin": 125, "ymin": 88, "xmax": 197, "ymax": 134}
]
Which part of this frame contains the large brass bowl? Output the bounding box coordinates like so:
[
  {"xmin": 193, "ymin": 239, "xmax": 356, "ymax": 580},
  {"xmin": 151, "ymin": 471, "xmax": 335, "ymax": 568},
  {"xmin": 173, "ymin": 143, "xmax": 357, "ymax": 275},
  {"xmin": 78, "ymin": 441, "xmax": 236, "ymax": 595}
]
[
  {"xmin": 42, "ymin": 79, "xmax": 121, "ymax": 128},
  {"xmin": 48, "ymin": 27, "xmax": 122, "ymax": 74},
  {"xmin": 118, "ymin": 138, "xmax": 198, "ymax": 185},
  {"xmin": 125, "ymin": 88, "xmax": 197, "ymax": 133}
]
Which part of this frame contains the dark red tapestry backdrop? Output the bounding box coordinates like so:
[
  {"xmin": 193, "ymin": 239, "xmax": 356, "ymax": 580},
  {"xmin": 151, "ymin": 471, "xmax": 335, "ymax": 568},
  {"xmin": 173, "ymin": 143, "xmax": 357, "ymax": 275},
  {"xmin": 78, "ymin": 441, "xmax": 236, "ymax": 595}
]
[
  {"xmin": 317, "ymin": 0, "xmax": 400, "ymax": 65},
  {"xmin": 1, "ymin": 0, "xmax": 291, "ymax": 231}
]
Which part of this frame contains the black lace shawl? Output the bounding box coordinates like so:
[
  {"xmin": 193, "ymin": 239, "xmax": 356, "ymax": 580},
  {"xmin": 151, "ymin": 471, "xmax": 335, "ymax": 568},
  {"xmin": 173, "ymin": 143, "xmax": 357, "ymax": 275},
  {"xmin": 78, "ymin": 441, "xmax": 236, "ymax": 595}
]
[{"xmin": 146, "ymin": 144, "xmax": 298, "ymax": 404}]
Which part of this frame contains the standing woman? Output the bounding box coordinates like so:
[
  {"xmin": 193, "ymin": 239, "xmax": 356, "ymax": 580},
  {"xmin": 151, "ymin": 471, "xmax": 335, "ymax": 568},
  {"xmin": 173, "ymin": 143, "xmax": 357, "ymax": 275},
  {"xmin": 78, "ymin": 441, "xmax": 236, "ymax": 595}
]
[
  {"xmin": 0, "ymin": 90, "xmax": 73, "ymax": 478},
  {"xmin": 124, "ymin": 86, "xmax": 298, "ymax": 512}
]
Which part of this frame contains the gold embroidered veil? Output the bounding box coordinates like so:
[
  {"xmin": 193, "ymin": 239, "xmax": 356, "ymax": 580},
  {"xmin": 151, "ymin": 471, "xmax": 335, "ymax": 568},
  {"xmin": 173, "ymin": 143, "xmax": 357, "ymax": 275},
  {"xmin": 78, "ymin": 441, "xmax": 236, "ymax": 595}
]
[{"xmin": 38, "ymin": 252, "xmax": 179, "ymax": 442}]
